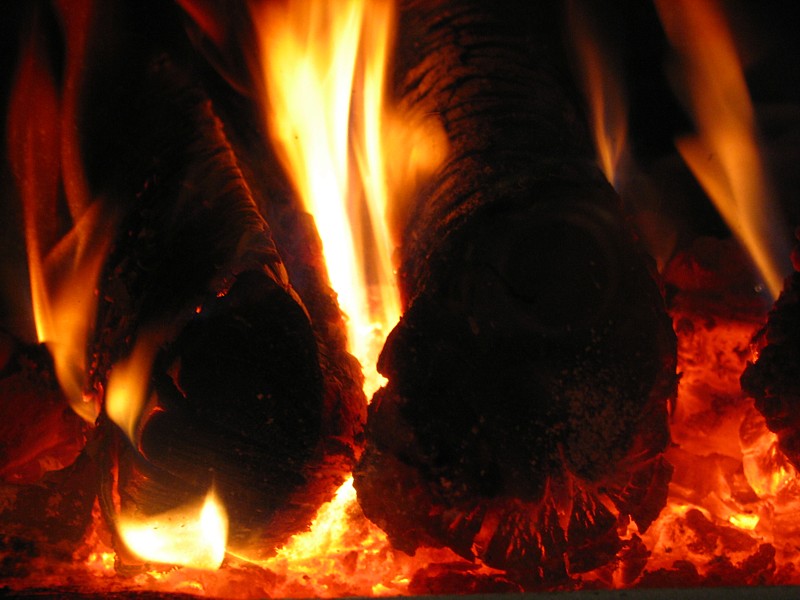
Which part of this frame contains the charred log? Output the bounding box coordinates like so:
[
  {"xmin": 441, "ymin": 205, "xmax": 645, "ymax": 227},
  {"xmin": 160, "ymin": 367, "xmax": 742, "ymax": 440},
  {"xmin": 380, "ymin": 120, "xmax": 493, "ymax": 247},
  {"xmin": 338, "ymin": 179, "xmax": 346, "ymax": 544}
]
[
  {"xmin": 741, "ymin": 231, "xmax": 800, "ymax": 467},
  {"xmin": 355, "ymin": 0, "xmax": 677, "ymax": 584},
  {"xmin": 64, "ymin": 1, "xmax": 364, "ymax": 558}
]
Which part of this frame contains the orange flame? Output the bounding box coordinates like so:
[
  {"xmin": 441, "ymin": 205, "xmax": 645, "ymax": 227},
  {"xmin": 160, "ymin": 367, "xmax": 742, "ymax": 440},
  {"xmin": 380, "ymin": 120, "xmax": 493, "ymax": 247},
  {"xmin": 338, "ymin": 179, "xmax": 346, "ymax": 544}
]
[
  {"xmin": 252, "ymin": 0, "xmax": 446, "ymax": 396},
  {"xmin": 249, "ymin": 0, "xmax": 448, "ymax": 584},
  {"xmin": 105, "ymin": 332, "xmax": 163, "ymax": 445},
  {"xmin": 7, "ymin": 14, "xmax": 115, "ymax": 423},
  {"xmin": 656, "ymin": 0, "xmax": 791, "ymax": 298},
  {"xmin": 568, "ymin": 1, "xmax": 629, "ymax": 189},
  {"xmin": 271, "ymin": 477, "xmax": 364, "ymax": 561},
  {"xmin": 105, "ymin": 331, "xmax": 233, "ymax": 569},
  {"xmin": 117, "ymin": 488, "xmax": 229, "ymax": 570}
]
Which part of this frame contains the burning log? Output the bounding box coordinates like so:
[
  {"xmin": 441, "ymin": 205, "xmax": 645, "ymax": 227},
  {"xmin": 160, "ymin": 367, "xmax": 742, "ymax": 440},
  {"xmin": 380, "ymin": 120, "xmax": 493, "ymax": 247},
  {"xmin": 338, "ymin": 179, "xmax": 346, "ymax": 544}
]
[
  {"xmin": 51, "ymin": 1, "xmax": 367, "ymax": 560},
  {"xmin": 741, "ymin": 231, "xmax": 800, "ymax": 468},
  {"xmin": 354, "ymin": 0, "xmax": 677, "ymax": 583}
]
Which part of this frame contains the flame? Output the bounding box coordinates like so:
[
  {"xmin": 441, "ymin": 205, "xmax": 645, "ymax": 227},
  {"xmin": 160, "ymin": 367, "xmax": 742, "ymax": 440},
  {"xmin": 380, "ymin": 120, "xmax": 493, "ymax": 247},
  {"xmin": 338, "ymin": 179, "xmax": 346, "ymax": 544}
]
[
  {"xmin": 7, "ymin": 13, "xmax": 115, "ymax": 423},
  {"xmin": 252, "ymin": 0, "xmax": 446, "ymax": 396},
  {"xmin": 567, "ymin": 2, "xmax": 679, "ymax": 271},
  {"xmin": 117, "ymin": 488, "xmax": 229, "ymax": 570},
  {"xmin": 656, "ymin": 0, "xmax": 791, "ymax": 298},
  {"xmin": 567, "ymin": 1, "xmax": 629, "ymax": 189},
  {"xmin": 105, "ymin": 332, "xmax": 162, "ymax": 445},
  {"xmin": 247, "ymin": 1, "xmax": 450, "ymax": 588},
  {"xmin": 272, "ymin": 477, "xmax": 363, "ymax": 561}
]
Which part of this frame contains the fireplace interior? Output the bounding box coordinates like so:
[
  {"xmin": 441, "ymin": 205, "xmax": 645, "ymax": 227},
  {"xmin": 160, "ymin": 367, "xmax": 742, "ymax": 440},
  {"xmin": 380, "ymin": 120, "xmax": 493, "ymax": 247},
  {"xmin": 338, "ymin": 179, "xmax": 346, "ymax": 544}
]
[{"xmin": 2, "ymin": 0, "xmax": 800, "ymax": 597}]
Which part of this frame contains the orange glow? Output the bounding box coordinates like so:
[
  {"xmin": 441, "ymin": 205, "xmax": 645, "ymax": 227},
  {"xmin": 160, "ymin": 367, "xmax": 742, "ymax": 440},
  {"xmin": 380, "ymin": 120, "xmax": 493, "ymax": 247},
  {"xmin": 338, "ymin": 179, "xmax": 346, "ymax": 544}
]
[
  {"xmin": 270, "ymin": 477, "xmax": 366, "ymax": 562},
  {"xmin": 635, "ymin": 242, "xmax": 800, "ymax": 582},
  {"xmin": 252, "ymin": 0, "xmax": 446, "ymax": 396},
  {"xmin": 117, "ymin": 488, "xmax": 229, "ymax": 570},
  {"xmin": 7, "ymin": 20, "xmax": 115, "ymax": 423},
  {"xmin": 656, "ymin": 0, "xmax": 791, "ymax": 298},
  {"xmin": 728, "ymin": 513, "xmax": 759, "ymax": 531},
  {"xmin": 8, "ymin": 1, "xmax": 800, "ymax": 595},
  {"xmin": 105, "ymin": 332, "xmax": 162, "ymax": 445},
  {"xmin": 741, "ymin": 409, "xmax": 798, "ymax": 499}
]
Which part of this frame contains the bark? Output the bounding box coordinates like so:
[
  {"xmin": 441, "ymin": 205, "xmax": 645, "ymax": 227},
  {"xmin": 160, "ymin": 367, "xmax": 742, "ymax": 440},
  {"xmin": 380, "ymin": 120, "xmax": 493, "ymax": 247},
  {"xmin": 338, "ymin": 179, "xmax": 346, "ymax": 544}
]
[{"xmin": 354, "ymin": 0, "xmax": 677, "ymax": 584}]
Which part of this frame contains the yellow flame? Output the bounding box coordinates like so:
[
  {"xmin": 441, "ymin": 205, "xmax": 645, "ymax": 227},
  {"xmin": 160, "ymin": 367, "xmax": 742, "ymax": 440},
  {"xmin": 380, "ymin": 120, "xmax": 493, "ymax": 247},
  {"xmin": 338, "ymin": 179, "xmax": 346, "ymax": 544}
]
[
  {"xmin": 273, "ymin": 477, "xmax": 364, "ymax": 561},
  {"xmin": 117, "ymin": 488, "xmax": 229, "ymax": 570},
  {"xmin": 656, "ymin": 0, "xmax": 790, "ymax": 298},
  {"xmin": 32, "ymin": 205, "xmax": 115, "ymax": 424},
  {"xmin": 252, "ymin": 0, "xmax": 446, "ymax": 397},
  {"xmin": 105, "ymin": 332, "xmax": 162, "ymax": 444}
]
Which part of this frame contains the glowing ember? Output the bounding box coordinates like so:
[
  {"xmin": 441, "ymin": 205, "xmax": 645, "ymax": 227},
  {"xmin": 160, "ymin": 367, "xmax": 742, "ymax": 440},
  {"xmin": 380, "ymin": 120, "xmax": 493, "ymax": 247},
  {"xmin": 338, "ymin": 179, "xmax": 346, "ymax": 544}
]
[
  {"xmin": 270, "ymin": 477, "xmax": 364, "ymax": 561},
  {"xmin": 728, "ymin": 512, "xmax": 759, "ymax": 531},
  {"xmin": 655, "ymin": 0, "xmax": 791, "ymax": 299},
  {"xmin": 741, "ymin": 408, "xmax": 799, "ymax": 499},
  {"xmin": 117, "ymin": 488, "xmax": 229, "ymax": 570}
]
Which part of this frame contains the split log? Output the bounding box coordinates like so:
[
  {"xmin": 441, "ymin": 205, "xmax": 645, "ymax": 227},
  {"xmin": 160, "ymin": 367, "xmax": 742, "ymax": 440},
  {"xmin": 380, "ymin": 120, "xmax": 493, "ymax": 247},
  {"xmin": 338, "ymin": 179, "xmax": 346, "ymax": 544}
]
[
  {"xmin": 741, "ymin": 231, "xmax": 800, "ymax": 466},
  {"xmin": 67, "ymin": 1, "xmax": 364, "ymax": 559},
  {"xmin": 354, "ymin": 0, "xmax": 677, "ymax": 584}
]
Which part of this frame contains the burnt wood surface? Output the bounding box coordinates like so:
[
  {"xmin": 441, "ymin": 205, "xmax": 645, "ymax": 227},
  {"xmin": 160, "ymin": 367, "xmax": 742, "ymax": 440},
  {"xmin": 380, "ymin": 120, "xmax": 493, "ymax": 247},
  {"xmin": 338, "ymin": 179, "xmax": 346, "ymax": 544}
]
[{"xmin": 354, "ymin": 0, "xmax": 677, "ymax": 585}]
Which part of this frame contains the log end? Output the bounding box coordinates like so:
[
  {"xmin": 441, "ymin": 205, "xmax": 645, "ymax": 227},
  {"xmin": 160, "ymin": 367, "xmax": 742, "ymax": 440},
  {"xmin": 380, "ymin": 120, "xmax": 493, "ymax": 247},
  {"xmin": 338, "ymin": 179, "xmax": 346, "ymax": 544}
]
[{"xmin": 356, "ymin": 186, "xmax": 677, "ymax": 583}]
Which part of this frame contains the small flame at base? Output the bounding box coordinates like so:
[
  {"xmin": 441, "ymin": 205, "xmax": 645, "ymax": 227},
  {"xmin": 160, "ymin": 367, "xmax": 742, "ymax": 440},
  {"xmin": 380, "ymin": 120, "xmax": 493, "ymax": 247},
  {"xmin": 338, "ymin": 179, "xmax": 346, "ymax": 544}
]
[{"xmin": 117, "ymin": 489, "xmax": 229, "ymax": 571}]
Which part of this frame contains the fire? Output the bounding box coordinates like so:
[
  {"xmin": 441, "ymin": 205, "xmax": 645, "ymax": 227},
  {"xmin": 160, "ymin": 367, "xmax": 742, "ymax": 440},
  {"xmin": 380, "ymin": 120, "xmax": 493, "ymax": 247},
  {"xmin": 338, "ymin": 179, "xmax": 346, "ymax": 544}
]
[
  {"xmin": 569, "ymin": 0, "xmax": 800, "ymax": 575},
  {"xmin": 741, "ymin": 409, "xmax": 799, "ymax": 499},
  {"xmin": 655, "ymin": 0, "xmax": 791, "ymax": 298},
  {"xmin": 252, "ymin": 0, "xmax": 445, "ymax": 396},
  {"xmin": 568, "ymin": 1, "xmax": 629, "ymax": 190},
  {"xmin": 105, "ymin": 332, "xmax": 162, "ymax": 445},
  {"xmin": 117, "ymin": 488, "xmax": 229, "ymax": 571},
  {"xmin": 567, "ymin": 1, "xmax": 678, "ymax": 271},
  {"xmin": 7, "ymin": 22, "xmax": 115, "ymax": 423},
  {"xmin": 6, "ymin": 0, "xmax": 800, "ymax": 594},
  {"xmin": 271, "ymin": 477, "xmax": 363, "ymax": 561},
  {"xmin": 248, "ymin": 0, "xmax": 449, "ymax": 588},
  {"xmin": 104, "ymin": 330, "xmax": 233, "ymax": 569}
]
